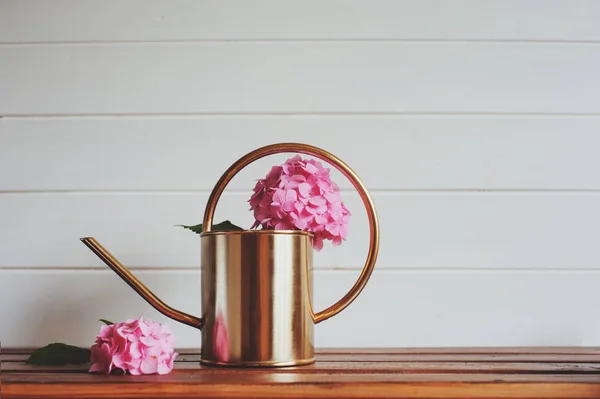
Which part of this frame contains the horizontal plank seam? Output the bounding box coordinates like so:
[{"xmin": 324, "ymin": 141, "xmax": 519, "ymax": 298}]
[
  {"xmin": 4, "ymin": 267, "xmax": 600, "ymax": 273},
  {"xmin": 7, "ymin": 189, "xmax": 600, "ymax": 195},
  {"xmin": 5, "ymin": 114, "xmax": 600, "ymax": 121},
  {"xmin": 3, "ymin": 38, "xmax": 600, "ymax": 46},
  {"xmin": 4, "ymin": 348, "xmax": 599, "ymax": 354},
  {"xmin": 5, "ymin": 355, "xmax": 600, "ymax": 366},
  {"xmin": 4, "ymin": 370, "xmax": 599, "ymax": 376},
  {"xmin": 4, "ymin": 112, "xmax": 600, "ymax": 118}
]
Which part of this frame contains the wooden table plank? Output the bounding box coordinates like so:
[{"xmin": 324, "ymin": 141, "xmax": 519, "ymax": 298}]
[
  {"xmin": 4, "ymin": 361, "xmax": 600, "ymax": 374},
  {"xmin": 3, "ymin": 348, "xmax": 600, "ymax": 399},
  {"xmin": 5, "ymin": 349, "xmax": 600, "ymax": 362},
  {"xmin": 5, "ymin": 352, "xmax": 600, "ymax": 363},
  {"xmin": 4, "ymin": 379, "xmax": 600, "ymax": 399},
  {"xmin": 6, "ymin": 371, "xmax": 600, "ymax": 384},
  {"xmin": 4, "ymin": 347, "xmax": 600, "ymax": 355},
  {"xmin": 320, "ymin": 347, "xmax": 600, "ymax": 355}
]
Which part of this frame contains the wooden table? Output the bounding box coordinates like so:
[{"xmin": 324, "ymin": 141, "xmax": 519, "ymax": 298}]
[{"xmin": 2, "ymin": 347, "xmax": 600, "ymax": 398}]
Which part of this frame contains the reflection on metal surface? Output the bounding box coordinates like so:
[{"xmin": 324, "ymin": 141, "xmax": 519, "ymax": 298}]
[
  {"xmin": 213, "ymin": 312, "xmax": 229, "ymax": 362},
  {"xmin": 200, "ymin": 231, "xmax": 315, "ymax": 366}
]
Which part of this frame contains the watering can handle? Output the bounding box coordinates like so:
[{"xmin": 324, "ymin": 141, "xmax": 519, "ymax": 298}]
[{"xmin": 202, "ymin": 142, "xmax": 380, "ymax": 324}]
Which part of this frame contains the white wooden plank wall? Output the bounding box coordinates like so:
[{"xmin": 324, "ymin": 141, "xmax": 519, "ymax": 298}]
[{"xmin": 2, "ymin": 0, "xmax": 600, "ymax": 348}]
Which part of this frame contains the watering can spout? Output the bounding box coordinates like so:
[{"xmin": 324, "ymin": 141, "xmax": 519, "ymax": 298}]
[{"xmin": 79, "ymin": 237, "xmax": 204, "ymax": 330}]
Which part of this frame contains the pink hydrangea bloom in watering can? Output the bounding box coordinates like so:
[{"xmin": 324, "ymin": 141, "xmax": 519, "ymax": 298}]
[
  {"xmin": 249, "ymin": 154, "xmax": 351, "ymax": 251},
  {"xmin": 81, "ymin": 143, "xmax": 380, "ymax": 367}
]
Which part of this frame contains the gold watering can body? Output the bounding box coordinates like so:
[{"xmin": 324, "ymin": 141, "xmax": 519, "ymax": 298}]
[{"xmin": 81, "ymin": 143, "xmax": 380, "ymax": 367}]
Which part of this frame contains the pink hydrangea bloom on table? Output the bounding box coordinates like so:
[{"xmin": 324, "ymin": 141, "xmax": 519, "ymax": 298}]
[
  {"xmin": 249, "ymin": 155, "xmax": 351, "ymax": 251},
  {"xmin": 89, "ymin": 316, "xmax": 178, "ymax": 375}
]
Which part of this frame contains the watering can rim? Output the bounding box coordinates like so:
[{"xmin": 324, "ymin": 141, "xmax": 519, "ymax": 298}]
[{"xmin": 200, "ymin": 229, "xmax": 313, "ymax": 238}]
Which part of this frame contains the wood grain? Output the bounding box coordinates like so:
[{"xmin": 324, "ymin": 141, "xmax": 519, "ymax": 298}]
[
  {"xmin": 3, "ymin": 348, "xmax": 600, "ymax": 398},
  {"xmin": 5, "ymin": 352, "xmax": 600, "ymax": 363},
  {"xmin": 5, "ymin": 360, "xmax": 600, "ymax": 374},
  {"xmin": 5, "ymin": 346, "xmax": 600, "ymax": 355}
]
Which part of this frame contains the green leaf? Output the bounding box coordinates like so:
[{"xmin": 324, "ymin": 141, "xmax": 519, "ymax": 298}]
[
  {"xmin": 26, "ymin": 343, "xmax": 91, "ymax": 366},
  {"xmin": 98, "ymin": 319, "xmax": 114, "ymax": 325},
  {"xmin": 177, "ymin": 220, "xmax": 244, "ymax": 234}
]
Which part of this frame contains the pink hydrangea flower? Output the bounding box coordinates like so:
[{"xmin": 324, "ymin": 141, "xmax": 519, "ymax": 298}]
[
  {"xmin": 249, "ymin": 155, "xmax": 351, "ymax": 251},
  {"xmin": 89, "ymin": 316, "xmax": 178, "ymax": 375}
]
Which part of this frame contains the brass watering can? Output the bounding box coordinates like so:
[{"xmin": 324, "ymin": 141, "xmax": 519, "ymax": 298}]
[{"xmin": 81, "ymin": 143, "xmax": 379, "ymax": 367}]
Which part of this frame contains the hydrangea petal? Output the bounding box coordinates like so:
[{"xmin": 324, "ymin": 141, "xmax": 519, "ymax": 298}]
[
  {"xmin": 326, "ymin": 223, "xmax": 341, "ymax": 236},
  {"xmin": 314, "ymin": 215, "xmax": 328, "ymax": 225},
  {"xmin": 298, "ymin": 183, "xmax": 311, "ymax": 198},
  {"xmin": 309, "ymin": 196, "xmax": 327, "ymax": 206},
  {"xmin": 303, "ymin": 163, "xmax": 319, "ymax": 174},
  {"xmin": 313, "ymin": 237, "xmax": 324, "ymax": 251}
]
